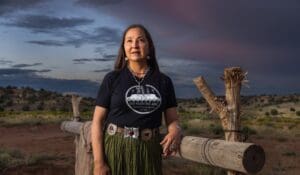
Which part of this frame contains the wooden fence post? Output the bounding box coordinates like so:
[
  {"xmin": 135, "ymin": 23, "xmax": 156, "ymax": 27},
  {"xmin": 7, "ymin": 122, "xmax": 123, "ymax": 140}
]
[
  {"xmin": 193, "ymin": 67, "xmax": 257, "ymax": 175},
  {"xmin": 70, "ymin": 95, "xmax": 93, "ymax": 175}
]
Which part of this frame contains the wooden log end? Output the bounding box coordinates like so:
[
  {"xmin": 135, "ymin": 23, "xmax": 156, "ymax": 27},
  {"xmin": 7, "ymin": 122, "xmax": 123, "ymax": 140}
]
[
  {"xmin": 243, "ymin": 144, "xmax": 265, "ymax": 174},
  {"xmin": 193, "ymin": 76, "xmax": 204, "ymax": 84}
]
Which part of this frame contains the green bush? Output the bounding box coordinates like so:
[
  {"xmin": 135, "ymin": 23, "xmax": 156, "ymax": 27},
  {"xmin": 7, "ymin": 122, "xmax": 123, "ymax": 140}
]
[
  {"xmin": 22, "ymin": 105, "xmax": 30, "ymax": 111},
  {"xmin": 209, "ymin": 124, "xmax": 224, "ymax": 135},
  {"xmin": 37, "ymin": 102, "xmax": 44, "ymax": 110},
  {"xmin": 0, "ymin": 148, "xmax": 24, "ymax": 171},
  {"xmin": 282, "ymin": 151, "xmax": 296, "ymax": 157},
  {"xmin": 270, "ymin": 109, "xmax": 278, "ymax": 115}
]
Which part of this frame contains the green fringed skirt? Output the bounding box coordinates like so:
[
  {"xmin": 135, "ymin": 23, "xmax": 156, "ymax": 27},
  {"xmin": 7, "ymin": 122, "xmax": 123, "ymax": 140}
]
[{"xmin": 104, "ymin": 132, "xmax": 163, "ymax": 175}]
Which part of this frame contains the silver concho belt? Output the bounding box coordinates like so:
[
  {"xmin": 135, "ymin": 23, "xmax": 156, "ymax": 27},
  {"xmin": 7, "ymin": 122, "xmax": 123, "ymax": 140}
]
[{"xmin": 106, "ymin": 123, "xmax": 159, "ymax": 141}]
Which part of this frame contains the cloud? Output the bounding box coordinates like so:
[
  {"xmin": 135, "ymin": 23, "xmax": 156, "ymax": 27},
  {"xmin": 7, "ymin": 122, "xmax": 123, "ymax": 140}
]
[
  {"xmin": 27, "ymin": 27, "xmax": 121, "ymax": 48},
  {"xmin": 0, "ymin": 0, "xmax": 45, "ymax": 16},
  {"xmin": 5, "ymin": 15, "xmax": 94, "ymax": 31},
  {"xmin": 0, "ymin": 68, "xmax": 99, "ymax": 97},
  {"xmin": 73, "ymin": 56, "xmax": 114, "ymax": 64},
  {"xmin": 0, "ymin": 59, "xmax": 13, "ymax": 65},
  {"xmin": 0, "ymin": 68, "xmax": 50, "ymax": 75},
  {"xmin": 76, "ymin": 0, "xmax": 124, "ymax": 6},
  {"xmin": 27, "ymin": 40, "xmax": 65, "ymax": 46},
  {"xmin": 93, "ymin": 68, "xmax": 111, "ymax": 73},
  {"xmin": 11, "ymin": 62, "xmax": 42, "ymax": 68}
]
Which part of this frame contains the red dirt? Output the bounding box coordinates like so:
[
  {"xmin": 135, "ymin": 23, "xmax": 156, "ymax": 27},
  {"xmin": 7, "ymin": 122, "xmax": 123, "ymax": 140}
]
[
  {"xmin": 0, "ymin": 124, "xmax": 75, "ymax": 175},
  {"xmin": 0, "ymin": 124, "xmax": 299, "ymax": 175}
]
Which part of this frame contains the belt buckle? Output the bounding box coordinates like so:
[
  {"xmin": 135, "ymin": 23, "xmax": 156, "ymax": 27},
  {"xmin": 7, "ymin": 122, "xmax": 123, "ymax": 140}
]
[
  {"xmin": 124, "ymin": 127, "xmax": 139, "ymax": 139},
  {"xmin": 107, "ymin": 123, "xmax": 117, "ymax": 135},
  {"xmin": 141, "ymin": 129, "xmax": 152, "ymax": 141}
]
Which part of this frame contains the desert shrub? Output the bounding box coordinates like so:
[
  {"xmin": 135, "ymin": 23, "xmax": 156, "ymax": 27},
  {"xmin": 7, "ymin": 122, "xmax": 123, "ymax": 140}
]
[
  {"xmin": 270, "ymin": 109, "xmax": 278, "ymax": 115},
  {"xmin": 26, "ymin": 154, "xmax": 57, "ymax": 166},
  {"xmin": 282, "ymin": 151, "xmax": 296, "ymax": 157},
  {"xmin": 22, "ymin": 105, "xmax": 30, "ymax": 111},
  {"xmin": 50, "ymin": 106, "xmax": 57, "ymax": 111},
  {"xmin": 181, "ymin": 121, "xmax": 188, "ymax": 130},
  {"xmin": 296, "ymin": 111, "xmax": 300, "ymax": 117},
  {"xmin": 186, "ymin": 127, "xmax": 202, "ymax": 135},
  {"xmin": 265, "ymin": 112, "xmax": 270, "ymax": 116},
  {"xmin": 290, "ymin": 107, "xmax": 295, "ymax": 112},
  {"xmin": 276, "ymin": 137, "xmax": 288, "ymax": 142},
  {"xmin": 5, "ymin": 100, "xmax": 13, "ymax": 107},
  {"xmin": 0, "ymin": 106, "xmax": 4, "ymax": 112},
  {"xmin": 209, "ymin": 124, "xmax": 224, "ymax": 135},
  {"xmin": 0, "ymin": 148, "xmax": 24, "ymax": 171},
  {"xmin": 242, "ymin": 126, "xmax": 257, "ymax": 135},
  {"xmin": 37, "ymin": 101, "xmax": 44, "ymax": 110}
]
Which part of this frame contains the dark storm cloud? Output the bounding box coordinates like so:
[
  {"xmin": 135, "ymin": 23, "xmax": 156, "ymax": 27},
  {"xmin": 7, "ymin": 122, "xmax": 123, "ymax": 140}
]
[
  {"xmin": 5, "ymin": 15, "xmax": 94, "ymax": 32},
  {"xmin": 93, "ymin": 68, "xmax": 111, "ymax": 73},
  {"xmin": 12, "ymin": 62, "xmax": 42, "ymax": 68},
  {"xmin": 0, "ymin": 68, "xmax": 99, "ymax": 97},
  {"xmin": 93, "ymin": 58, "xmax": 113, "ymax": 62},
  {"xmin": 0, "ymin": 68, "xmax": 50, "ymax": 75},
  {"xmin": 73, "ymin": 56, "xmax": 114, "ymax": 64},
  {"xmin": 76, "ymin": 0, "xmax": 124, "ymax": 6},
  {"xmin": 0, "ymin": 0, "xmax": 45, "ymax": 16},
  {"xmin": 27, "ymin": 27, "xmax": 121, "ymax": 48},
  {"xmin": 27, "ymin": 40, "xmax": 65, "ymax": 46}
]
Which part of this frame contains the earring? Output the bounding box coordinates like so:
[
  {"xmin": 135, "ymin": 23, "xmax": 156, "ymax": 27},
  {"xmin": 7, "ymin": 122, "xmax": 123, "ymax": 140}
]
[
  {"xmin": 125, "ymin": 57, "xmax": 128, "ymax": 61},
  {"xmin": 147, "ymin": 56, "xmax": 150, "ymax": 60}
]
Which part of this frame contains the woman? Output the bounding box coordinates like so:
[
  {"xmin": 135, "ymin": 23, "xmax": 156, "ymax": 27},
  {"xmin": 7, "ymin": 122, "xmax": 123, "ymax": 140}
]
[{"xmin": 92, "ymin": 24, "xmax": 182, "ymax": 175}]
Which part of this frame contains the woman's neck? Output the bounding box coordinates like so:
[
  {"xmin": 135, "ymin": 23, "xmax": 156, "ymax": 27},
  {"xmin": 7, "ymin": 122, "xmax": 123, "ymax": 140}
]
[{"xmin": 128, "ymin": 62, "xmax": 149, "ymax": 78}]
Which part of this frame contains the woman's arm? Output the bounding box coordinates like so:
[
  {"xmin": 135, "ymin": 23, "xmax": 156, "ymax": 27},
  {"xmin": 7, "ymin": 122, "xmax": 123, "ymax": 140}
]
[
  {"xmin": 91, "ymin": 106, "xmax": 110, "ymax": 175},
  {"xmin": 160, "ymin": 107, "xmax": 182, "ymax": 157}
]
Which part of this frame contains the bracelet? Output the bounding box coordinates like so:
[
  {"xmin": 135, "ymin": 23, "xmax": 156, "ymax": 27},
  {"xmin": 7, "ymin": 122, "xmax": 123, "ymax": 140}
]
[{"xmin": 175, "ymin": 124, "xmax": 181, "ymax": 130}]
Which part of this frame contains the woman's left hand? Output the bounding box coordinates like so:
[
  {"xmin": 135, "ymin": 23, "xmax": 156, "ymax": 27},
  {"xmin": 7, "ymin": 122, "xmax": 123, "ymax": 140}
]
[{"xmin": 160, "ymin": 126, "xmax": 182, "ymax": 158}]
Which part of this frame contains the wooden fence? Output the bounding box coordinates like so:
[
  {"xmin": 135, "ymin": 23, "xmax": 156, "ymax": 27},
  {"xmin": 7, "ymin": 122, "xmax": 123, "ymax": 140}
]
[{"xmin": 61, "ymin": 67, "xmax": 265, "ymax": 175}]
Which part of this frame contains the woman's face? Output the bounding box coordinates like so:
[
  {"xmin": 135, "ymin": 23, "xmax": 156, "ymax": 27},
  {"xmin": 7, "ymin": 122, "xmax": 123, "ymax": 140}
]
[{"xmin": 124, "ymin": 27, "xmax": 149, "ymax": 62}]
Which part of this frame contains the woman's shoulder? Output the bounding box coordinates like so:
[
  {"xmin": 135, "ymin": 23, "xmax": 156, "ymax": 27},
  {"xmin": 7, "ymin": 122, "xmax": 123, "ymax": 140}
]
[
  {"xmin": 103, "ymin": 70, "xmax": 122, "ymax": 82},
  {"xmin": 157, "ymin": 71, "xmax": 172, "ymax": 81}
]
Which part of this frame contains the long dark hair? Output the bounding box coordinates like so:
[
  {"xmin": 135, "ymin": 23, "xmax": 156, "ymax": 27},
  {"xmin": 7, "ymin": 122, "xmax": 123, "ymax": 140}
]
[{"xmin": 114, "ymin": 24, "xmax": 160, "ymax": 72}]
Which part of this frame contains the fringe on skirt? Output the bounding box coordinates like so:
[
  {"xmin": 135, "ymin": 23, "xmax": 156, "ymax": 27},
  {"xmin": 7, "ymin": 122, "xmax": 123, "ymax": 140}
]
[{"xmin": 103, "ymin": 132, "xmax": 163, "ymax": 175}]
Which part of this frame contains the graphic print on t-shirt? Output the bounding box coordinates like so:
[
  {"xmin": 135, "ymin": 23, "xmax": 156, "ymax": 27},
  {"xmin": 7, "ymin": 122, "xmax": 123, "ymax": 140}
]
[{"xmin": 125, "ymin": 84, "xmax": 161, "ymax": 114}]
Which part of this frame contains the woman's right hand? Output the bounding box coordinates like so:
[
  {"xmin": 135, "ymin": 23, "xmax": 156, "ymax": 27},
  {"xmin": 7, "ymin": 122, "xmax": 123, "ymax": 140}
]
[{"xmin": 94, "ymin": 163, "xmax": 111, "ymax": 175}]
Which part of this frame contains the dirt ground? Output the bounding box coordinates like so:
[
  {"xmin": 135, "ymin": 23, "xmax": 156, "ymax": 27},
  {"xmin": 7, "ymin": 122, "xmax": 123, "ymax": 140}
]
[{"xmin": 0, "ymin": 124, "xmax": 299, "ymax": 175}]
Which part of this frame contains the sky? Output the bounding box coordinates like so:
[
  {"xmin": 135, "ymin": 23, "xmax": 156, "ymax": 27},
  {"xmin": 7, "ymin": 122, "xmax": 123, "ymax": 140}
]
[{"xmin": 0, "ymin": 0, "xmax": 299, "ymax": 98}]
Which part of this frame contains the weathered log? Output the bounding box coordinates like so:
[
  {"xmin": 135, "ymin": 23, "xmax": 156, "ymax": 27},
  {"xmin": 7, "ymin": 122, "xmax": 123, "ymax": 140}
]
[
  {"xmin": 61, "ymin": 121, "xmax": 265, "ymax": 174},
  {"xmin": 180, "ymin": 136, "xmax": 265, "ymax": 174},
  {"xmin": 71, "ymin": 95, "xmax": 82, "ymax": 121},
  {"xmin": 61, "ymin": 121, "xmax": 84, "ymax": 134},
  {"xmin": 193, "ymin": 76, "xmax": 229, "ymax": 129},
  {"xmin": 223, "ymin": 67, "xmax": 245, "ymax": 142}
]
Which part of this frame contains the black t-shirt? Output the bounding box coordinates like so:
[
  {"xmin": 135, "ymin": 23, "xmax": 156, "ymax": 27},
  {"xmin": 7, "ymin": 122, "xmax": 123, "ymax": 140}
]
[{"xmin": 95, "ymin": 67, "xmax": 177, "ymax": 129}]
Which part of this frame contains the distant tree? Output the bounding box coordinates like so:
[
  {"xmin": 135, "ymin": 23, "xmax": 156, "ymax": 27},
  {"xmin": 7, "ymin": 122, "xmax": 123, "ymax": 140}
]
[
  {"xmin": 270, "ymin": 109, "xmax": 278, "ymax": 115},
  {"xmin": 37, "ymin": 101, "xmax": 44, "ymax": 110},
  {"xmin": 50, "ymin": 106, "xmax": 57, "ymax": 111},
  {"xmin": 59, "ymin": 106, "xmax": 69, "ymax": 112},
  {"xmin": 5, "ymin": 100, "xmax": 13, "ymax": 107},
  {"xmin": 22, "ymin": 105, "xmax": 30, "ymax": 111}
]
